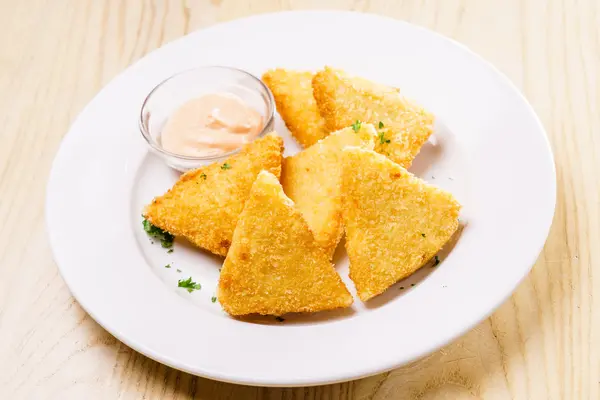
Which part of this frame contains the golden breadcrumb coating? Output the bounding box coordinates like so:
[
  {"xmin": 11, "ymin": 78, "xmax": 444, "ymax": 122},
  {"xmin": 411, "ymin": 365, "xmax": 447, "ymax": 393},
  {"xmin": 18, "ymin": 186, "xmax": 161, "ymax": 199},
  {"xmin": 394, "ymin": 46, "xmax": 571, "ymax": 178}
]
[
  {"xmin": 143, "ymin": 133, "xmax": 284, "ymax": 257},
  {"xmin": 312, "ymin": 66, "xmax": 435, "ymax": 168},
  {"xmin": 280, "ymin": 124, "xmax": 376, "ymax": 258},
  {"xmin": 218, "ymin": 171, "xmax": 353, "ymax": 316},
  {"xmin": 262, "ymin": 68, "xmax": 329, "ymax": 148},
  {"xmin": 341, "ymin": 147, "xmax": 461, "ymax": 301}
]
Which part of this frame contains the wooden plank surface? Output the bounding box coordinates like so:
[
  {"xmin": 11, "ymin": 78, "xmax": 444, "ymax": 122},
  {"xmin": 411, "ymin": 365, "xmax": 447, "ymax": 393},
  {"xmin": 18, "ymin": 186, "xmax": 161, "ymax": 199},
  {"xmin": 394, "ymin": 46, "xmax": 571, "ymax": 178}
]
[{"xmin": 0, "ymin": 1, "xmax": 598, "ymax": 399}]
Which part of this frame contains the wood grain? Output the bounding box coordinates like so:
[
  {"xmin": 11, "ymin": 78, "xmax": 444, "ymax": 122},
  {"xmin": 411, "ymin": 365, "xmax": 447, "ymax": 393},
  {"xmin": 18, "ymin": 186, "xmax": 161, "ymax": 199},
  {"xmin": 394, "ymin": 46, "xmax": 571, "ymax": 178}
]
[{"xmin": 0, "ymin": 0, "xmax": 598, "ymax": 399}]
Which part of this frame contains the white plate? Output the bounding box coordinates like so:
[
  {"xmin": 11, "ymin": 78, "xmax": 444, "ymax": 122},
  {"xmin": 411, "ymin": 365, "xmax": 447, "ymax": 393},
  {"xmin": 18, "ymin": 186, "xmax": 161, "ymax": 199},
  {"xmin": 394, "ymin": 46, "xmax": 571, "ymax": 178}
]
[{"xmin": 46, "ymin": 11, "xmax": 555, "ymax": 387}]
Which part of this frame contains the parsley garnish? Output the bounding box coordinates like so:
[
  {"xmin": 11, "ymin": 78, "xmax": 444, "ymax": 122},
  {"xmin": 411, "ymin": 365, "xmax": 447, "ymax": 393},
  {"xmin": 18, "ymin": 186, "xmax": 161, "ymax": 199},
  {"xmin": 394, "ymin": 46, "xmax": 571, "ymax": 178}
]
[
  {"xmin": 351, "ymin": 120, "xmax": 362, "ymax": 132},
  {"xmin": 200, "ymin": 173, "xmax": 207, "ymax": 180},
  {"xmin": 378, "ymin": 121, "xmax": 384, "ymax": 129},
  {"xmin": 221, "ymin": 163, "xmax": 231, "ymax": 170},
  {"xmin": 176, "ymin": 269, "xmax": 181, "ymax": 273},
  {"xmin": 378, "ymin": 131, "xmax": 391, "ymax": 145},
  {"xmin": 167, "ymin": 248, "xmax": 173, "ymax": 253},
  {"xmin": 275, "ymin": 316, "xmax": 285, "ymax": 322},
  {"xmin": 142, "ymin": 218, "xmax": 174, "ymax": 248},
  {"xmin": 421, "ymin": 233, "xmax": 426, "ymax": 237},
  {"xmin": 433, "ymin": 255, "xmax": 440, "ymax": 267},
  {"xmin": 178, "ymin": 277, "xmax": 201, "ymax": 293},
  {"xmin": 165, "ymin": 264, "xmax": 171, "ymax": 269},
  {"xmin": 211, "ymin": 296, "xmax": 217, "ymax": 303}
]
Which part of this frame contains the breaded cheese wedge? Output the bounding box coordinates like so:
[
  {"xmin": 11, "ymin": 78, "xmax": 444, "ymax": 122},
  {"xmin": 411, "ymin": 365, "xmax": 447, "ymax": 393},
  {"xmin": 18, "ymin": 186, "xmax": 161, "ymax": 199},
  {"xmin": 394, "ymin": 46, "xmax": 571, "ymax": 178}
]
[
  {"xmin": 312, "ymin": 67, "xmax": 434, "ymax": 168},
  {"xmin": 218, "ymin": 170, "xmax": 353, "ymax": 316},
  {"xmin": 143, "ymin": 133, "xmax": 284, "ymax": 257},
  {"xmin": 280, "ymin": 123, "xmax": 376, "ymax": 257},
  {"xmin": 342, "ymin": 147, "xmax": 461, "ymax": 301},
  {"xmin": 262, "ymin": 68, "xmax": 328, "ymax": 148}
]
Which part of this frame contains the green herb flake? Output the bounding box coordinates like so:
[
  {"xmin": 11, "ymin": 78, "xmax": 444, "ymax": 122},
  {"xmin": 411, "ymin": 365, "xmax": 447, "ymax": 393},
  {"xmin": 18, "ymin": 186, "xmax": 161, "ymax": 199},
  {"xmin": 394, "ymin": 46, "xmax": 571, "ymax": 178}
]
[
  {"xmin": 221, "ymin": 163, "xmax": 231, "ymax": 170},
  {"xmin": 421, "ymin": 233, "xmax": 426, "ymax": 237},
  {"xmin": 211, "ymin": 296, "xmax": 217, "ymax": 303},
  {"xmin": 176, "ymin": 269, "xmax": 182, "ymax": 273},
  {"xmin": 142, "ymin": 218, "xmax": 174, "ymax": 248},
  {"xmin": 275, "ymin": 316, "xmax": 285, "ymax": 322},
  {"xmin": 165, "ymin": 264, "xmax": 171, "ymax": 269},
  {"xmin": 433, "ymin": 255, "xmax": 440, "ymax": 267},
  {"xmin": 378, "ymin": 121, "xmax": 384, "ymax": 129},
  {"xmin": 200, "ymin": 173, "xmax": 207, "ymax": 180},
  {"xmin": 178, "ymin": 277, "xmax": 201, "ymax": 293},
  {"xmin": 167, "ymin": 248, "xmax": 174, "ymax": 253},
  {"xmin": 351, "ymin": 120, "xmax": 362, "ymax": 132},
  {"xmin": 378, "ymin": 131, "xmax": 391, "ymax": 145}
]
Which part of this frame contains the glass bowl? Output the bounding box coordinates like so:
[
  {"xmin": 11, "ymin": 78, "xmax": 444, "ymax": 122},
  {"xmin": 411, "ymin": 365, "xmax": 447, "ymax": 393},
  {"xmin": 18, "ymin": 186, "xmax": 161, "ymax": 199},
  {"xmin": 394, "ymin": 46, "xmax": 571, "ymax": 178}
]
[{"xmin": 139, "ymin": 66, "xmax": 275, "ymax": 172}]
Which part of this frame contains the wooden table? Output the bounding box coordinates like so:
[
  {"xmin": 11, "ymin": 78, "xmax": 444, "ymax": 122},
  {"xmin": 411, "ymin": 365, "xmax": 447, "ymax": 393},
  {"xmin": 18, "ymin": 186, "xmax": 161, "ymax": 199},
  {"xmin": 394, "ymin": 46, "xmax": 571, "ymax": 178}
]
[{"xmin": 1, "ymin": 1, "xmax": 597, "ymax": 399}]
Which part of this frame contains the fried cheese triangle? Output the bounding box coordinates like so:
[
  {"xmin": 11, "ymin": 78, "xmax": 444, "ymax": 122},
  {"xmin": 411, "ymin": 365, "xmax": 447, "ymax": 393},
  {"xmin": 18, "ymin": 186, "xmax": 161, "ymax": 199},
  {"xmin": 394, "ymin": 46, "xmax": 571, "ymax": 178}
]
[
  {"xmin": 342, "ymin": 147, "xmax": 461, "ymax": 301},
  {"xmin": 262, "ymin": 68, "xmax": 329, "ymax": 148},
  {"xmin": 312, "ymin": 67, "xmax": 434, "ymax": 168},
  {"xmin": 143, "ymin": 133, "xmax": 284, "ymax": 257},
  {"xmin": 218, "ymin": 170, "xmax": 353, "ymax": 316},
  {"xmin": 281, "ymin": 123, "xmax": 376, "ymax": 258}
]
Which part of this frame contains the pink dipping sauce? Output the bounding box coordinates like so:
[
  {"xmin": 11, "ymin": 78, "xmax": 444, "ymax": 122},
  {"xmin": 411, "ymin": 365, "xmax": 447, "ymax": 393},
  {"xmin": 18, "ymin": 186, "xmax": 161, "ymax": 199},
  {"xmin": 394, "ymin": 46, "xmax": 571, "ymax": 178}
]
[{"xmin": 160, "ymin": 92, "xmax": 263, "ymax": 157}]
